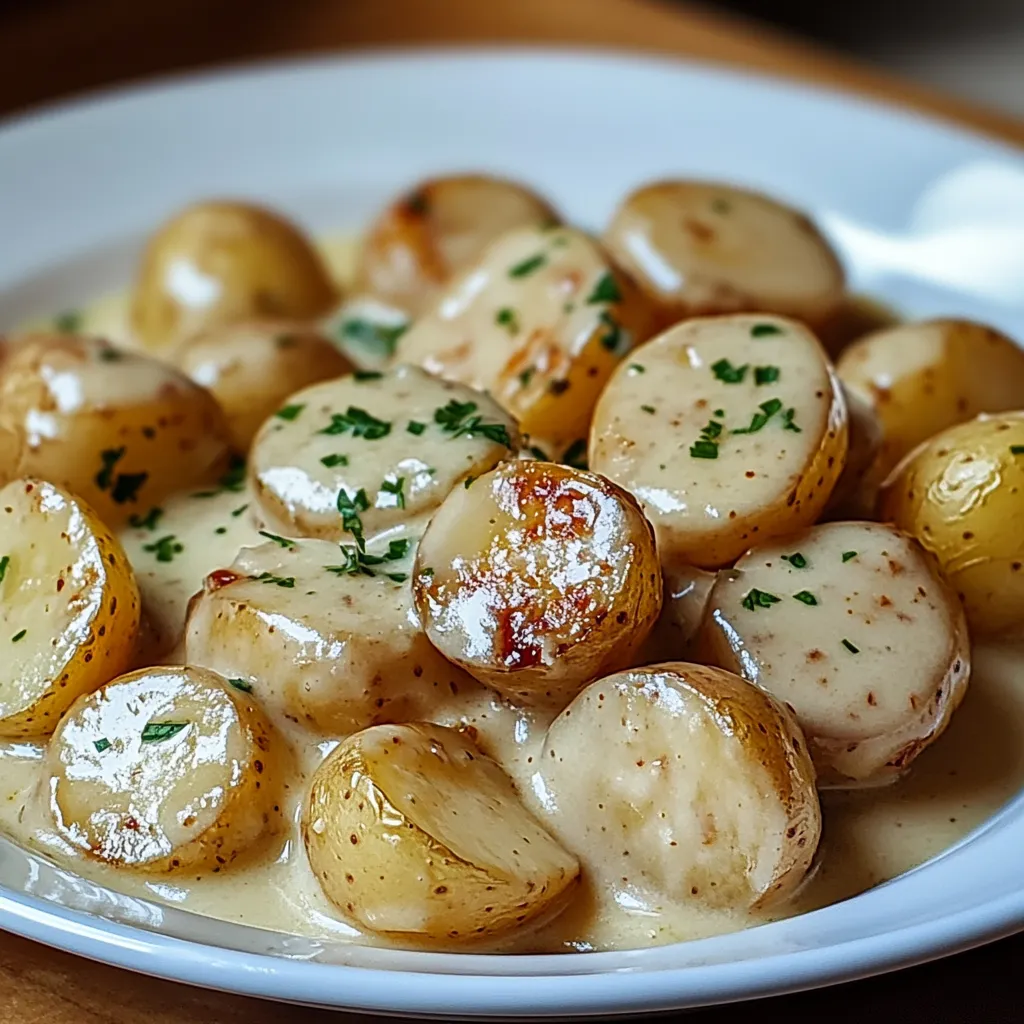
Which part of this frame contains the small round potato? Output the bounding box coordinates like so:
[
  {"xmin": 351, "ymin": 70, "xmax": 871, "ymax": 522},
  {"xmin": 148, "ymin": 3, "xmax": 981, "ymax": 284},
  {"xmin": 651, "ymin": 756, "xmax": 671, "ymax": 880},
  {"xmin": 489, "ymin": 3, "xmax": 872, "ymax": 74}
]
[
  {"xmin": 590, "ymin": 314, "xmax": 848, "ymax": 569},
  {"xmin": 878, "ymin": 412, "xmax": 1024, "ymax": 637},
  {"xmin": 395, "ymin": 225, "xmax": 658, "ymax": 452},
  {"xmin": 130, "ymin": 200, "xmax": 337, "ymax": 353},
  {"xmin": 45, "ymin": 665, "xmax": 284, "ymax": 872},
  {"xmin": 640, "ymin": 563, "xmax": 717, "ymax": 662},
  {"xmin": 355, "ymin": 174, "xmax": 558, "ymax": 316},
  {"xmin": 696, "ymin": 522, "xmax": 970, "ymax": 787},
  {"xmin": 175, "ymin": 320, "xmax": 353, "ymax": 451},
  {"xmin": 413, "ymin": 460, "xmax": 662, "ymax": 709},
  {"xmin": 303, "ymin": 722, "xmax": 579, "ymax": 945},
  {"xmin": 185, "ymin": 537, "xmax": 475, "ymax": 736},
  {"xmin": 327, "ymin": 294, "xmax": 411, "ymax": 371},
  {"xmin": 837, "ymin": 318, "xmax": 1024, "ymax": 477},
  {"xmin": 0, "ymin": 419, "xmax": 22, "ymax": 486},
  {"xmin": 0, "ymin": 479, "xmax": 141, "ymax": 738},
  {"xmin": 250, "ymin": 366, "xmax": 519, "ymax": 543},
  {"xmin": 0, "ymin": 334, "xmax": 232, "ymax": 527},
  {"xmin": 603, "ymin": 180, "xmax": 845, "ymax": 330},
  {"xmin": 535, "ymin": 663, "xmax": 820, "ymax": 911},
  {"xmin": 823, "ymin": 385, "xmax": 884, "ymax": 520}
]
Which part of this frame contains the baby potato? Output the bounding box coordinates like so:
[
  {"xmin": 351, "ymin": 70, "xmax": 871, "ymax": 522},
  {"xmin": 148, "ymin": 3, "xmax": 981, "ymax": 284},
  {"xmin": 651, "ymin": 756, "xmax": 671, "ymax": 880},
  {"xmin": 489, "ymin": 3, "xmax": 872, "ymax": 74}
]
[
  {"xmin": 413, "ymin": 460, "xmax": 662, "ymax": 709},
  {"xmin": 823, "ymin": 385, "xmax": 884, "ymax": 520},
  {"xmin": 696, "ymin": 522, "xmax": 970, "ymax": 787},
  {"xmin": 250, "ymin": 365, "xmax": 519, "ymax": 543},
  {"xmin": 536, "ymin": 663, "xmax": 820, "ymax": 911},
  {"xmin": 0, "ymin": 419, "xmax": 22, "ymax": 486},
  {"xmin": 327, "ymin": 294, "xmax": 411, "ymax": 371},
  {"xmin": 0, "ymin": 479, "xmax": 141, "ymax": 738},
  {"xmin": 640, "ymin": 563, "xmax": 717, "ymax": 662},
  {"xmin": 185, "ymin": 537, "xmax": 474, "ymax": 736},
  {"xmin": 878, "ymin": 412, "xmax": 1024, "ymax": 637},
  {"xmin": 44, "ymin": 665, "xmax": 285, "ymax": 872},
  {"xmin": 130, "ymin": 200, "xmax": 337, "ymax": 353},
  {"xmin": 590, "ymin": 314, "xmax": 847, "ymax": 570},
  {"xmin": 355, "ymin": 174, "xmax": 558, "ymax": 317},
  {"xmin": 175, "ymin": 320, "xmax": 353, "ymax": 452},
  {"xmin": 395, "ymin": 225, "xmax": 658, "ymax": 453},
  {"xmin": 603, "ymin": 180, "xmax": 845, "ymax": 330},
  {"xmin": 303, "ymin": 722, "xmax": 579, "ymax": 945},
  {"xmin": 837, "ymin": 318, "xmax": 1024, "ymax": 477},
  {"xmin": 0, "ymin": 334, "xmax": 231, "ymax": 528}
]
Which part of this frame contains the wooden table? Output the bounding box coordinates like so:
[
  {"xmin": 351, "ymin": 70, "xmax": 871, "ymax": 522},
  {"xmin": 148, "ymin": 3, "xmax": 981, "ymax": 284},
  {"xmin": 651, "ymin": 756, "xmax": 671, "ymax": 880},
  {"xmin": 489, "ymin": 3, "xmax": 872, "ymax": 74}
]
[{"xmin": 0, "ymin": 1, "xmax": 1022, "ymax": 1020}]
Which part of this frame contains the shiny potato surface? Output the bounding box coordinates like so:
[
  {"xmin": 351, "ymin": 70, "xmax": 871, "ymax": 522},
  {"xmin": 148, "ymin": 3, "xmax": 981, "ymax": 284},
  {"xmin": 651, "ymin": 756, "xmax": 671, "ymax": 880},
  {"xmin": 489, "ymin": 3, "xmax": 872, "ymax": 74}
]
[
  {"xmin": 0, "ymin": 334, "xmax": 231, "ymax": 527},
  {"xmin": 590, "ymin": 314, "xmax": 848, "ymax": 570},
  {"xmin": 838, "ymin": 318, "xmax": 1024, "ymax": 477},
  {"xmin": 303, "ymin": 722, "xmax": 579, "ymax": 945},
  {"xmin": 823, "ymin": 384, "xmax": 884, "ymax": 520},
  {"xmin": 879, "ymin": 412, "xmax": 1024, "ymax": 637},
  {"xmin": 536, "ymin": 663, "xmax": 820, "ymax": 910},
  {"xmin": 603, "ymin": 180, "xmax": 845, "ymax": 330},
  {"xmin": 185, "ymin": 537, "xmax": 475, "ymax": 736},
  {"xmin": 45, "ymin": 665, "xmax": 284, "ymax": 872},
  {"xmin": 395, "ymin": 225, "xmax": 658, "ymax": 453},
  {"xmin": 696, "ymin": 521, "xmax": 970, "ymax": 786},
  {"xmin": 413, "ymin": 460, "xmax": 662, "ymax": 709},
  {"xmin": 175, "ymin": 320, "xmax": 353, "ymax": 452},
  {"xmin": 355, "ymin": 174, "xmax": 558, "ymax": 317},
  {"xmin": 0, "ymin": 479, "xmax": 140, "ymax": 738},
  {"xmin": 327, "ymin": 294, "xmax": 411, "ymax": 371},
  {"xmin": 250, "ymin": 365, "xmax": 518, "ymax": 543},
  {"xmin": 130, "ymin": 200, "xmax": 337, "ymax": 353}
]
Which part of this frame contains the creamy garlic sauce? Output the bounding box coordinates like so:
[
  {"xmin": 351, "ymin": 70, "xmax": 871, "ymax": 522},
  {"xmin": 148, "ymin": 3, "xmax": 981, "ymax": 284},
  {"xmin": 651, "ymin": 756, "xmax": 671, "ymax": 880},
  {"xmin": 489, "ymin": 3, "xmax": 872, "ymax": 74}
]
[{"xmin": 3, "ymin": 237, "xmax": 1024, "ymax": 954}]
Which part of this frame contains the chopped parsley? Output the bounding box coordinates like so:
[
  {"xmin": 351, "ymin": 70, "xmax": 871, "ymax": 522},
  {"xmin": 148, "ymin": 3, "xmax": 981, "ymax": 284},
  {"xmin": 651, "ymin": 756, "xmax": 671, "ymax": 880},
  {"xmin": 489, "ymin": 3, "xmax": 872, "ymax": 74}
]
[
  {"xmin": 561, "ymin": 439, "xmax": 588, "ymax": 470},
  {"xmin": 754, "ymin": 366, "xmax": 780, "ymax": 386},
  {"xmin": 782, "ymin": 407, "xmax": 802, "ymax": 433},
  {"xmin": 641, "ymin": 404, "xmax": 656, "ymax": 415},
  {"xmin": 99, "ymin": 347, "xmax": 123, "ymax": 362},
  {"xmin": 337, "ymin": 487, "xmax": 370, "ymax": 549},
  {"xmin": 711, "ymin": 359, "xmax": 748, "ymax": 384},
  {"xmin": 111, "ymin": 472, "xmax": 148, "ymax": 504},
  {"xmin": 628, "ymin": 364, "xmax": 646, "ymax": 374},
  {"xmin": 231, "ymin": 503, "xmax": 249, "ymax": 518},
  {"xmin": 842, "ymin": 551, "xmax": 858, "ymax": 562},
  {"xmin": 275, "ymin": 403, "xmax": 306, "ymax": 422},
  {"xmin": 215, "ymin": 526, "xmax": 227, "ymax": 535},
  {"xmin": 751, "ymin": 323, "xmax": 783, "ymax": 338},
  {"xmin": 380, "ymin": 476, "xmax": 406, "ymax": 509},
  {"xmin": 143, "ymin": 535, "xmax": 183, "ymax": 563},
  {"xmin": 218, "ymin": 457, "xmax": 246, "ymax": 493},
  {"xmin": 318, "ymin": 406, "xmax": 392, "ymax": 440},
  {"xmin": 320, "ymin": 453, "xmax": 349, "ymax": 468},
  {"xmin": 407, "ymin": 421, "xmax": 426, "ymax": 436},
  {"xmin": 434, "ymin": 400, "xmax": 512, "ymax": 447},
  {"xmin": 741, "ymin": 588, "xmax": 781, "ymax": 611},
  {"xmin": 337, "ymin": 318, "xmax": 408, "ymax": 358},
  {"xmin": 508, "ymin": 253, "xmax": 547, "ymax": 278},
  {"xmin": 259, "ymin": 531, "xmax": 296, "ymax": 548},
  {"xmin": 1011, "ymin": 445, "xmax": 1024, "ymax": 456},
  {"xmin": 386, "ymin": 572, "xmax": 408, "ymax": 583},
  {"xmin": 228, "ymin": 678, "xmax": 253, "ymax": 694},
  {"xmin": 586, "ymin": 272, "xmax": 622, "ymax": 305},
  {"xmin": 54, "ymin": 310, "xmax": 82, "ymax": 333},
  {"xmin": 128, "ymin": 508, "xmax": 163, "ymax": 531},
  {"xmin": 599, "ymin": 310, "xmax": 625, "ymax": 353},
  {"xmin": 326, "ymin": 538, "xmax": 410, "ymax": 578},
  {"xmin": 0, "ymin": 555, "xmax": 9, "ymax": 583},
  {"xmin": 95, "ymin": 447, "xmax": 126, "ymax": 491},
  {"xmin": 781, "ymin": 552, "xmax": 808, "ymax": 569},
  {"xmin": 141, "ymin": 722, "xmax": 188, "ymax": 743},
  {"xmin": 518, "ymin": 368, "xmax": 535, "ymax": 388},
  {"xmin": 732, "ymin": 398, "xmax": 798, "ymax": 435},
  {"xmin": 11, "ymin": 629, "xmax": 26, "ymax": 643},
  {"xmin": 353, "ymin": 370, "xmax": 383, "ymax": 382},
  {"xmin": 256, "ymin": 572, "xmax": 296, "ymax": 588},
  {"xmin": 463, "ymin": 475, "xmax": 476, "ymax": 489},
  {"xmin": 842, "ymin": 638, "xmax": 860, "ymax": 654},
  {"xmin": 690, "ymin": 417, "xmax": 723, "ymax": 459},
  {"xmin": 793, "ymin": 591, "xmax": 818, "ymax": 606},
  {"xmin": 421, "ymin": 567, "xmax": 435, "ymax": 578},
  {"xmin": 496, "ymin": 307, "xmax": 520, "ymax": 334},
  {"xmin": 93, "ymin": 738, "xmax": 111, "ymax": 754}
]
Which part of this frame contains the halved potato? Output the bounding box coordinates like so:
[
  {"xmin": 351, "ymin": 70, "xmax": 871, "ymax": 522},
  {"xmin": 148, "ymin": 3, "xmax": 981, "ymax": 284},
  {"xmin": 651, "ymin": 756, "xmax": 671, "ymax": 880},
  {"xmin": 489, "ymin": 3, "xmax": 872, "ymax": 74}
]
[
  {"xmin": 589, "ymin": 314, "xmax": 848, "ymax": 569},
  {"xmin": 602, "ymin": 180, "xmax": 845, "ymax": 330},
  {"xmin": 250, "ymin": 366, "xmax": 519, "ymax": 543},
  {"xmin": 696, "ymin": 521, "xmax": 970, "ymax": 786},
  {"xmin": 0, "ymin": 479, "xmax": 141, "ymax": 737},
  {"xmin": 355, "ymin": 174, "xmax": 558, "ymax": 316},
  {"xmin": 823, "ymin": 385, "xmax": 884, "ymax": 520},
  {"xmin": 837, "ymin": 318, "xmax": 1024, "ymax": 477},
  {"xmin": 640, "ymin": 563, "xmax": 717, "ymax": 662},
  {"xmin": 45, "ymin": 665, "xmax": 284, "ymax": 872},
  {"xmin": 395, "ymin": 225, "xmax": 658, "ymax": 452},
  {"xmin": 303, "ymin": 722, "xmax": 579, "ymax": 945},
  {"xmin": 413, "ymin": 460, "xmax": 662, "ymax": 709},
  {"xmin": 0, "ymin": 334, "xmax": 231, "ymax": 527},
  {"xmin": 326, "ymin": 294, "xmax": 411, "ymax": 371},
  {"xmin": 878, "ymin": 412, "xmax": 1024, "ymax": 637},
  {"xmin": 185, "ymin": 537, "xmax": 476, "ymax": 736},
  {"xmin": 175, "ymin": 320, "xmax": 353, "ymax": 451},
  {"xmin": 536, "ymin": 663, "xmax": 820, "ymax": 910}
]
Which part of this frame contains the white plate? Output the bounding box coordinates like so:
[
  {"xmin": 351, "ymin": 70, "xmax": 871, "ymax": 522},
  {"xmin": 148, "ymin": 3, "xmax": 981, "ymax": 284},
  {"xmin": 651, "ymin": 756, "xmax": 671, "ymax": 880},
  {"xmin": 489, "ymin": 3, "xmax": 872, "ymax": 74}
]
[{"xmin": 1, "ymin": 49, "xmax": 1024, "ymax": 1017}]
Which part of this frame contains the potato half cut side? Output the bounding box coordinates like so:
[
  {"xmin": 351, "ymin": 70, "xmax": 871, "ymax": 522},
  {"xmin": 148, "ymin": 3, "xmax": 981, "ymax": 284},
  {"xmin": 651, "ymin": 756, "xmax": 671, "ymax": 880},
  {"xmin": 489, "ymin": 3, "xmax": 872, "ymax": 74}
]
[
  {"xmin": 590, "ymin": 314, "xmax": 848, "ymax": 569},
  {"xmin": 395, "ymin": 224, "xmax": 657, "ymax": 453},
  {"xmin": 250, "ymin": 366, "xmax": 519, "ymax": 542},
  {"xmin": 536, "ymin": 663, "xmax": 820, "ymax": 911},
  {"xmin": 879, "ymin": 412, "xmax": 1024, "ymax": 638},
  {"xmin": 602, "ymin": 180, "xmax": 845, "ymax": 330},
  {"xmin": 45, "ymin": 665, "xmax": 285, "ymax": 872},
  {"xmin": 413, "ymin": 460, "xmax": 662, "ymax": 709},
  {"xmin": 303, "ymin": 722, "xmax": 579, "ymax": 945},
  {"xmin": 0, "ymin": 478, "xmax": 140, "ymax": 737},
  {"xmin": 697, "ymin": 521, "xmax": 970, "ymax": 786}
]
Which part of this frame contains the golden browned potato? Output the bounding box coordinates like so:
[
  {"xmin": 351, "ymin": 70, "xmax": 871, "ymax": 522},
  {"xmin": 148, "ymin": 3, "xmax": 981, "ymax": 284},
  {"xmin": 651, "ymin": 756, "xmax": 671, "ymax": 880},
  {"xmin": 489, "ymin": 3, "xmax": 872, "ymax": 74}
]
[
  {"xmin": 823, "ymin": 384, "xmax": 884, "ymax": 520},
  {"xmin": 45, "ymin": 665, "xmax": 285, "ymax": 872},
  {"xmin": 837, "ymin": 318, "xmax": 1024, "ymax": 477},
  {"xmin": 355, "ymin": 174, "xmax": 558, "ymax": 317},
  {"xmin": 175, "ymin": 320, "xmax": 353, "ymax": 451},
  {"xmin": 879, "ymin": 412, "xmax": 1024, "ymax": 637},
  {"xmin": 0, "ymin": 478, "xmax": 140, "ymax": 738},
  {"xmin": 603, "ymin": 180, "xmax": 845, "ymax": 331},
  {"xmin": 536, "ymin": 663, "xmax": 820, "ymax": 910},
  {"xmin": 395, "ymin": 225, "xmax": 658, "ymax": 453},
  {"xmin": 0, "ymin": 334, "xmax": 231, "ymax": 527},
  {"xmin": 590, "ymin": 314, "xmax": 848, "ymax": 569},
  {"xmin": 303, "ymin": 722, "xmax": 579, "ymax": 945},
  {"xmin": 130, "ymin": 200, "xmax": 337, "ymax": 353},
  {"xmin": 0, "ymin": 419, "xmax": 22, "ymax": 486},
  {"xmin": 413, "ymin": 460, "xmax": 662, "ymax": 709},
  {"xmin": 696, "ymin": 521, "xmax": 970, "ymax": 786}
]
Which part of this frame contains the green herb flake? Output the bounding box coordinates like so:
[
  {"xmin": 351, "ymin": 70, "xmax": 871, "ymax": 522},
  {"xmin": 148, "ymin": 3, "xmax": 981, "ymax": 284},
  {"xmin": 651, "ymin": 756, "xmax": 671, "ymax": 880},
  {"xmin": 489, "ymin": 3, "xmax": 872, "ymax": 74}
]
[
  {"xmin": 353, "ymin": 370, "xmax": 383, "ymax": 382},
  {"xmin": 219, "ymin": 457, "xmax": 246, "ymax": 493},
  {"xmin": 751, "ymin": 323, "xmax": 783, "ymax": 338},
  {"xmin": 11, "ymin": 629, "xmax": 26, "ymax": 643},
  {"xmin": 259, "ymin": 531, "xmax": 296, "ymax": 548},
  {"xmin": 231, "ymin": 503, "xmax": 249, "ymax": 518},
  {"xmin": 320, "ymin": 454, "xmax": 349, "ymax": 468},
  {"xmin": 754, "ymin": 366, "xmax": 780, "ymax": 386},
  {"xmin": 741, "ymin": 588, "xmax": 781, "ymax": 611},
  {"xmin": 561, "ymin": 439, "xmax": 588, "ymax": 470},
  {"xmin": 326, "ymin": 537, "xmax": 410, "ymax": 578},
  {"xmin": 338, "ymin": 319, "xmax": 408, "ymax": 358},
  {"xmin": 93, "ymin": 738, "xmax": 111, "ymax": 753},
  {"xmin": 275, "ymin": 403, "xmax": 306, "ymax": 422},
  {"xmin": 641, "ymin": 405, "xmax": 656, "ymax": 415},
  {"xmin": 434, "ymin": 400, "xmax": 512, "ymax": 447},
  {"xmin": 406, "ymin": 421, "xmax": 427, "ymax": 436},
  {"xmin": 713, "ymin": 408, "xmax": 725, "ymax": 418},
  {"xmin": 228, "ymin": 678, "xmax": 253, "ymax": 694},
  {"xmin": 318, "ymin": 406, "xmax": 392, "ymax": 440},
  {"xmin": 99, "ymin": 347, "xmax": 123, "ymax": 362},
  {"xmin": 256, "ymin": 572, "xmax": 296, "ymax": 589},
  {"xmin": 215, "ymin": 526, "xmax": 228, "ymax": 535},
  {"xmin": 54, "ymin": 310, "xmax": 82, "ymax": 333},
  {"xmin": 496, "ymin": 307, "xmax": 520, "ymax": 335},
  {"xmin": 95, "ymin": 448, "xmax": 126, "ymax": 491},
  {"xmin": 599, "ymin": 310, "xmax": 625, "ymax": 353},
  {"xmin": 509, "ymin": 253, "xmax": 547, "ymax": 278},
  {"xmin": 111, "ymin": 472, "xmax": 148, "ymax": 504},
  {"xmin": 143, "ymin": 535, "xmax": 184, "ymax": 563},
  {"xmin": 793, "ymin": 591, "xmax": 818, "ymax": 606},
  {"xmin": 781, "ymin": 552, "xmax": 808, "ymax": 569},
  {"xmin": 517, "ymin": 368, "xmax": 535, "ymax": 389},
  {"xmin": 586, "ymin": 272, "xmax": 622, "ymax": 305},
  {"xmin": 381, "ymin": 476, "xmax": 406, "ymax": 509},
  {"xmin": 386, "ymin": 572, "xmax": 408, "ymax": 583},
  {"xmin": 689, "ymin": 440, "xmax": 719, "ymax": 459},
  {"xmin": 463, "ymin": 475, "xmax": 476, "ymax": 489},
  {"xmin": 711, "ymin": 359, "xmax": 748, "ymax": 384},
  {"xmin": 732, "ymin": 398, "xmax": 784, "ymax": 435},
  {"xmin": 129, "ymin": 508, "xmax": 163, "ymax": 531},
  {"xmin": 337, "ymin": 487, "xmax": 370, "ymax": 549},
  {"xmin": 420, "ymin": 567, "xmax": 435, "ymax": 578},
  {"xmin": 842, "ymin": 551, "xmax": 857, "ymax": 562},
  {"xmin": 1011, "ymin": 445, "xmax": 1024, "ymax": 456},
  {"xmin": 628, "ymin": 364, "xmax": 646, "ymax": 375},
  {"xmin": 141, "ymin": 721, "xmax": 188, "ymax": 743},
  {"xmin": 783, "ymin": 408, "xmax": 802, "ymax": 433},
  {"xmin": 0, "ymin": 555, "xmax": 9, "ymax": 583},
  {"xmin": 842, "ymin": 638, "xmax": 860, "ymax": 654}
]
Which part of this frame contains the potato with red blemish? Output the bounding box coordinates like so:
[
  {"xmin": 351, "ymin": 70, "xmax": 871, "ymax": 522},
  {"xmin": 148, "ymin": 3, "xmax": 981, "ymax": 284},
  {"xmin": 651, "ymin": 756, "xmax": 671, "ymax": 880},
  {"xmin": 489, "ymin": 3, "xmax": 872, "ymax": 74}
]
[{"xmin": 412, "ymin": 460, "xmax": 662, "ymax": 710}]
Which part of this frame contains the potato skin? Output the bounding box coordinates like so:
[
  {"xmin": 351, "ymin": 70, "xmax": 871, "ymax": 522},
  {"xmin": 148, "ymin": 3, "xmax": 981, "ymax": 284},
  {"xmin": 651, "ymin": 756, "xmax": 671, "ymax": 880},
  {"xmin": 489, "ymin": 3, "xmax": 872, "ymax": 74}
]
[
  {"xmin": 823, "ymin": 384, "xmax": 884, "ymax": 520},
  {"xmin": 878, "ymin": 412, "xmax": 1024, "ymax": 637},
  {"xmin": 303, "ymin": 722, "xmax": 579, "ymax": 945},
  {"xmin": 130, "ymin": 200, "xmax": 337, "ymax": 353},
  {"xmin": 0, "ymin": 419, "xmax": 22, "ymax": 486}
]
